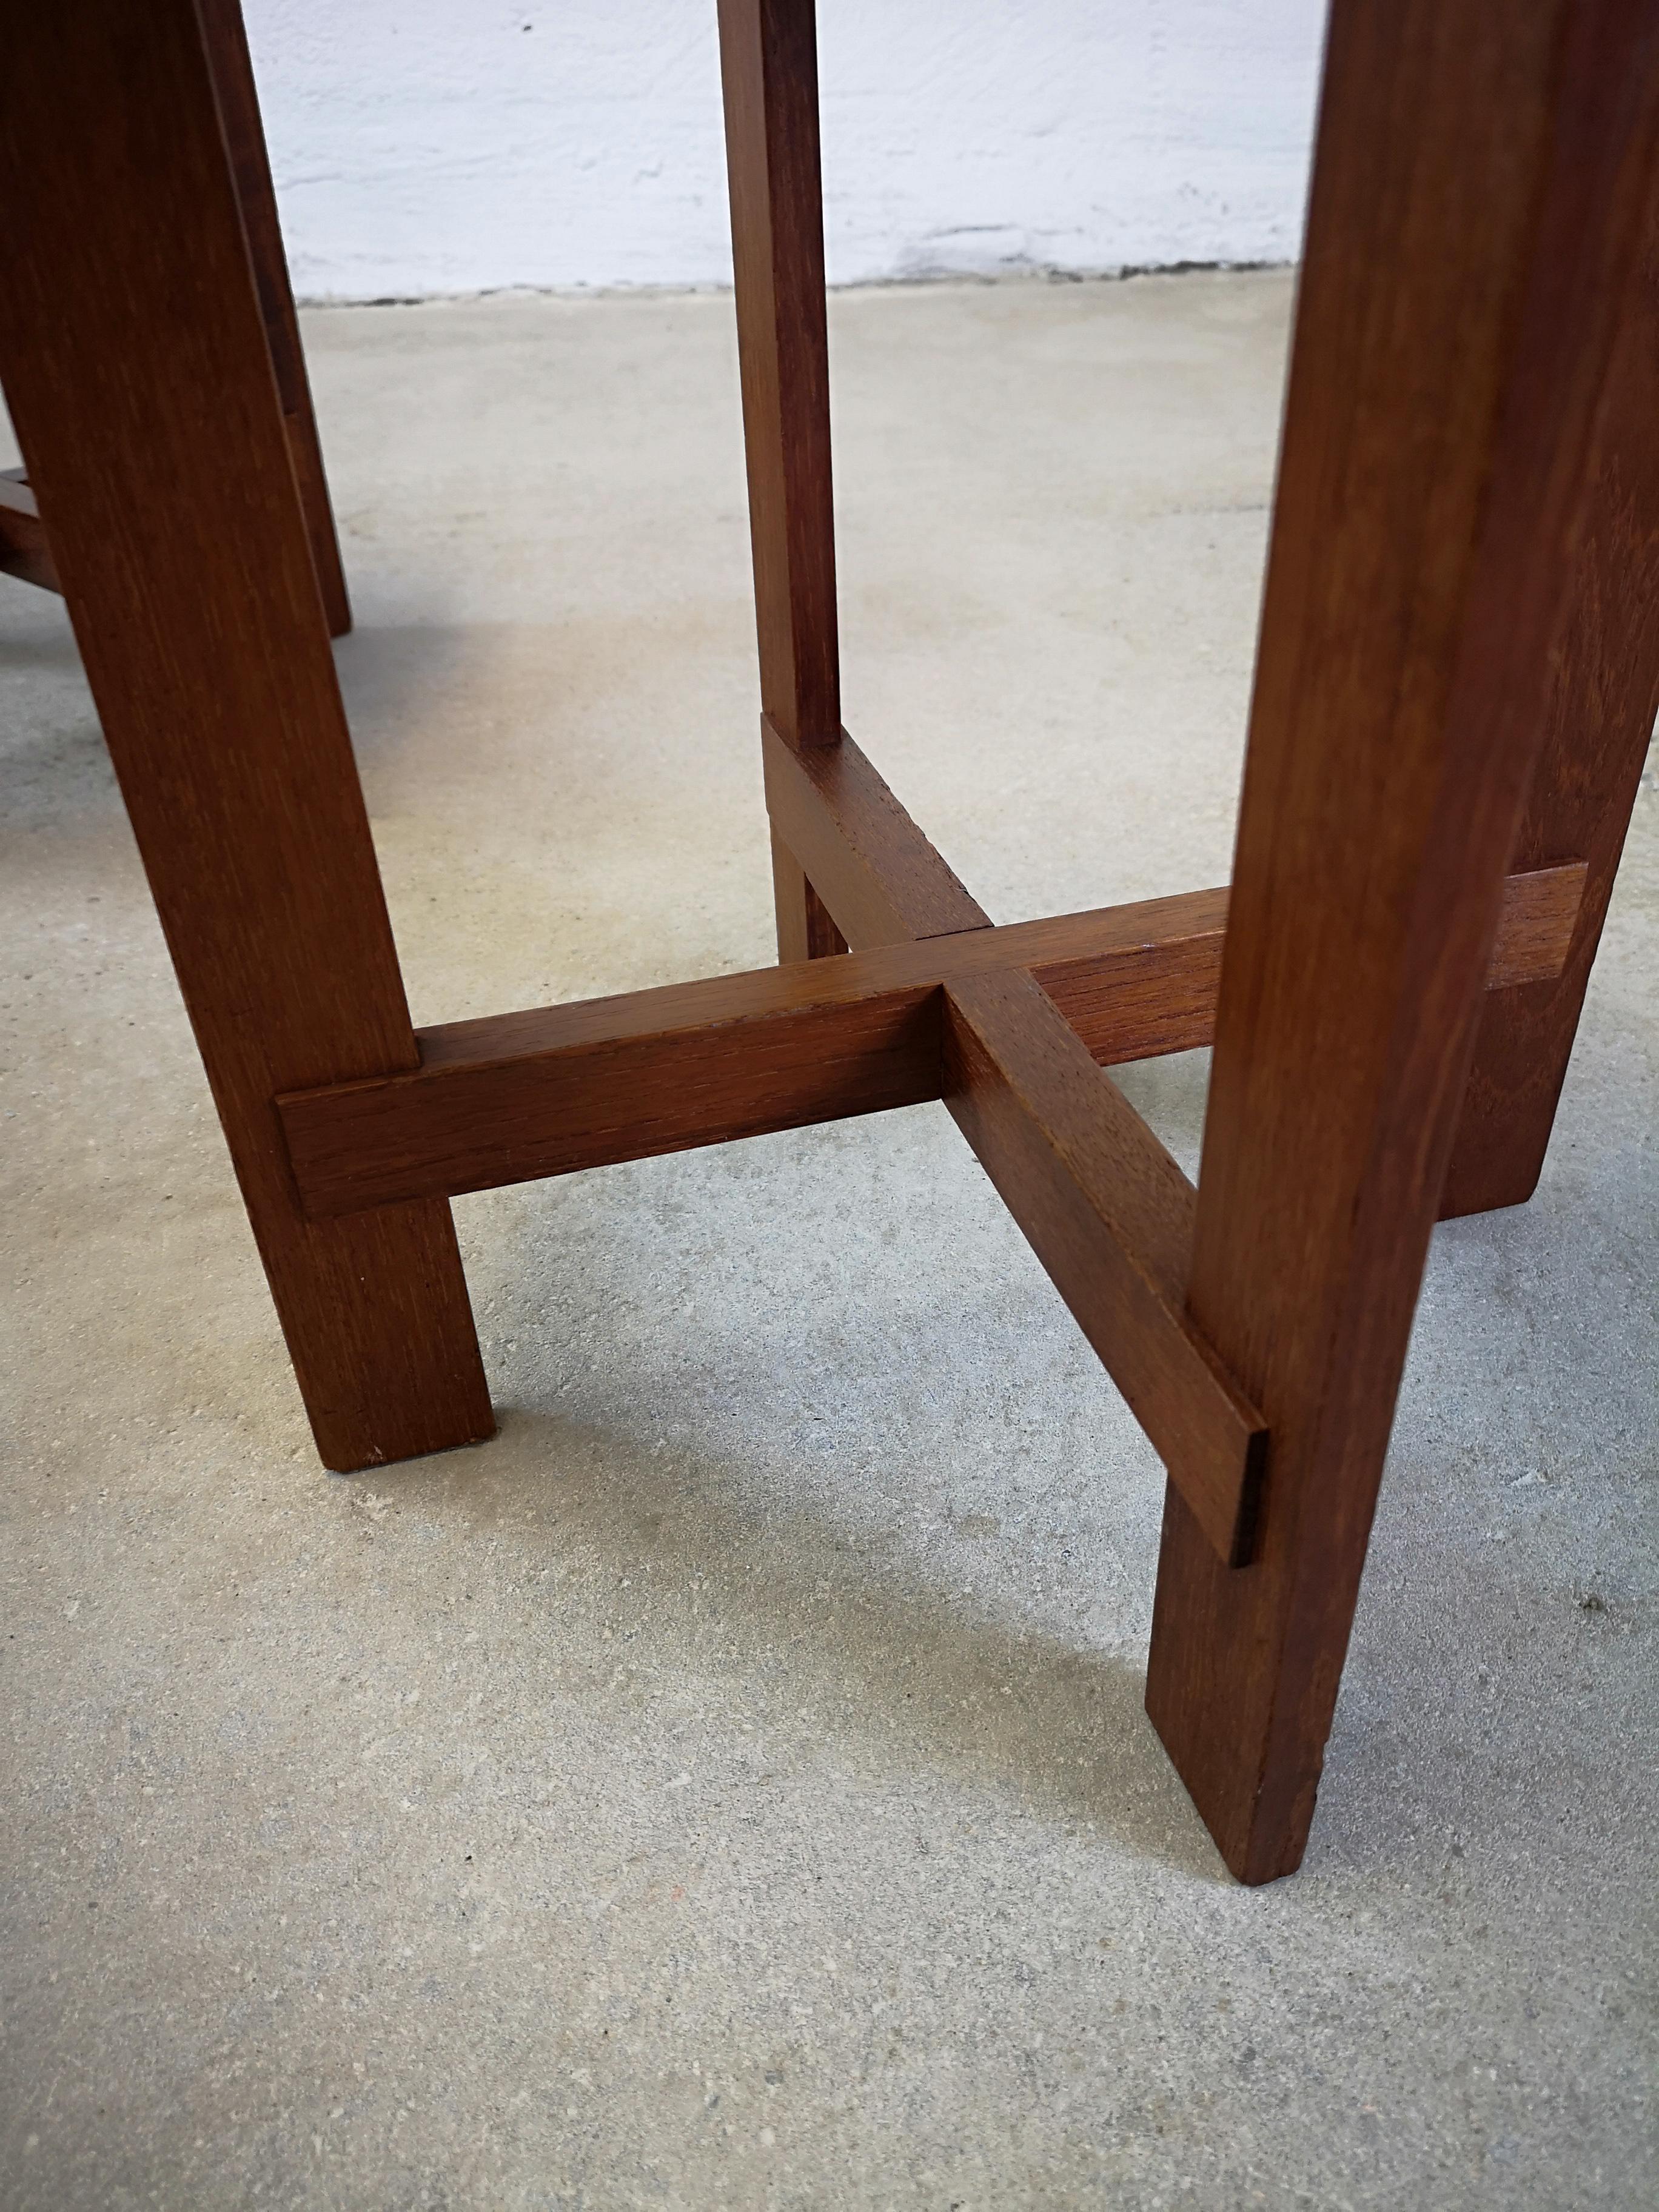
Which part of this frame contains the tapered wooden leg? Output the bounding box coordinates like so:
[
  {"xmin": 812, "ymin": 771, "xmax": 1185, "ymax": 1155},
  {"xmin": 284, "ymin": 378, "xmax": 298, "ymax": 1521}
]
[
  {"xmin": 198, "ymin": 0, "xmax": 354, "ymax": 640},
  {"xmin": 1439, "ymin": 221, "xmax": 1659, "ymax": 1219},
  {"xmin": 717, "ymin": 0, "xmax": 845, "ymax": 959},
  {"xmin": 1145, "ymin": 0, "xmax": 1659, "ymax": 1883},
  {"xmin": 0, "ymin": 0, "xmax": 494, "ymax": 1471}
]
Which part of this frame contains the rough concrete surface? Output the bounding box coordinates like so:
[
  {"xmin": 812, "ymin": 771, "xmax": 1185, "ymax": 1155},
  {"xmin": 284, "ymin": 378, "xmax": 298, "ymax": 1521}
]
[{"xmin": 1, "ymin": 272, "xmax": 1654, "ymax": 2210}]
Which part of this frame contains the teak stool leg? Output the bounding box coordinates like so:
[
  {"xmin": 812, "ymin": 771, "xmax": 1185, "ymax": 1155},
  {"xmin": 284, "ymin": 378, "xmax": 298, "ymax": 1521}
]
[
  {"xmin": 0, "ymin": 0, "xmax": 494, "ymax": 1472},
  {"xmin": 1440, "ymin": 221, "xmax": 1659, "ymax": 1221},
  {"xmin": 198, "ymin": 0, "xmax": 354, "ymax": 641},
  {"xmin": 717, "ymin": 0, "xmax": 848, "ymax": 962},
  {"xmin": 1145, "ymin": 0, "xmax": 1659, "ymax": 1883}
]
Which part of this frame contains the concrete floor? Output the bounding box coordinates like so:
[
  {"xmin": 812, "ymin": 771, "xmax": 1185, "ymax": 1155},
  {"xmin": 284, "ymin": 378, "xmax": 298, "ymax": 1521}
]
[{"xmin": 1, "ymin": 272, "xmax": 1655, "ymax": 2210}]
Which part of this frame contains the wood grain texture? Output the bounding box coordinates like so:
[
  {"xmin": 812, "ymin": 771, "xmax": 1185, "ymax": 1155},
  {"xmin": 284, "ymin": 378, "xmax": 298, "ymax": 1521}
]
[
  {"xmin": 1036, "ymin": 864, "xmax": 1580, "ymax": 1062},
  {"xmin": 718, "ymin": 0, "xmax": 848, "ymax": 965},
  {"xmin": 277, "ymin": 866, "xmax": 1578, "ymax": 1219},
  {"xmin": 0, "ymin": 5, "xmax": 350, "ymax": 634},
  {"xmin": 1481, "ymin": 862, "xmax": 1589, "ymax": 989},
  {"xmin": 0, "ymin": 0, "xmax": 492, "ymax": 1472},
  {"xmin": 766, "ymin": 697, "xmax": 1574, "ymax": 974},
  {"xmin": 0, "ymin": 470, "xmax": 58, "ymax": 592},
  {"xmin": 762, "ymin": 714, "xmax": 993, "ymax": 948},
  {"xmin": 1441, "ymin": 211, "xmax": 1659, "ymax": 1218},
  {"xmin": 1048, "ymin": 865, "xmax": 1577, "ymax": 1059},
  {"xmin": 287, "ymin": 978, "xmax": 945, "ymax": 1216},
  {"xmin": 278, "ymin": 899, "xmax": 1198, "ymax": 1216},
  {"xmin": 1146, "ymin": 0, "xmax": 1659, "ymax": 1883},
  {"xmin": 769, "ymin": 828, "xmax": 849, "ymax": 960},
  {"xmin": 717, "ymin": 0, "xmax": 838, "ymax": 747},
  {"xmin": 944, "ymin": 970, "xmax": 1266, "ymax": 1567},
  {"xmin": 197, "ymin": 0, "xmax": 352, "ymax": 639}
]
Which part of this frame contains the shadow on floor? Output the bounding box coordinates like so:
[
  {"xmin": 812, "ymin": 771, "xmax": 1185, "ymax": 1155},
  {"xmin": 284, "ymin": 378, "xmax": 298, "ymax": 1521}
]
[{"xmin": 360, "ymin": 1398, "xmax": 1233, "ymax": 1888}]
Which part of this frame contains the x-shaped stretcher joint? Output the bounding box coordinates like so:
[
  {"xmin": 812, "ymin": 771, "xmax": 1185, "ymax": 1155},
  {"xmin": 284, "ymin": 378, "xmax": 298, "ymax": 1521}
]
[{"xmin": 276, "ymin": 718, "xmax": 1586, "ymax": 1574}]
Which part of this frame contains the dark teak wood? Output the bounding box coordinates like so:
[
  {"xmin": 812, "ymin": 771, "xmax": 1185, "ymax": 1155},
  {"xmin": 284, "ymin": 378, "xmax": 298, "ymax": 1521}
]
[
  {"xmin": 198, "ymin": 0, "xmax": 354, "ymax": 640},
  {"xmin": 1147, "ymin": 0, "xmax": 1659, "ymax": 1882},
  {"xmin": 760, "ymin": 717, "xmax": 991, "ymax": 948},
  {"xmin": 0, "ymin": 0, "xmax": 492, "ymax": 1469},
  {"xmin": 278, "ymin": 866, "xmax": 1577, "ymax": 1217},
  {"xmin": 944, "ymin": 965, "xmax": 1269, "ymax": 1567},
  {"xmin": 1441, "ymin": 217, "xmax": 1659, "ymax": 1219},
  {"xmin": 4, "ymin": 0, "xmax": 1653, "ymax": 1879},
  {"xmin": 0, "ymin": 470, "xmax": 56, "ymax": 593},
  {"xmin": 718, "ymin": 0, "xmax": 847, "ymax": 964},
  {"xmin": 0, "ymin": 0, "xmax": 352, "ymax": 641}
]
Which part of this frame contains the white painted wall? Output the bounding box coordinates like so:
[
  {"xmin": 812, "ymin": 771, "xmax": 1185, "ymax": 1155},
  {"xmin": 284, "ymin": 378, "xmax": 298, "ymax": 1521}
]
[{"xmin": 247, "ymin": 1, "xmax": 1326, "ymax": 301}]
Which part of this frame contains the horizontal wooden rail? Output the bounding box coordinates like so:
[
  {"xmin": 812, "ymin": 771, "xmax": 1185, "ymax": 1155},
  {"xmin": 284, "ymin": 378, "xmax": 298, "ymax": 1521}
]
[
  {"xmin": 279, "ymin": 862, "xmax": 1584, "ymax": 1219},
  {"xmin": 944, "ymin": 967, "xmax": 1265, "ymax": 1565},
  {"xmin": 0, "ymin": 470, "xmax": 58, "ymax": 592},
  {"xmin": 280, "ymin": 894, "xmax": 1216, "ymax": 1218},
  {"xmin": 762, "ymin": 714, "xmax": 990, "ymax": 947},
  {"xmin": 278, "ymin": 857, "xmax": 1581, "ymax": 1571}
]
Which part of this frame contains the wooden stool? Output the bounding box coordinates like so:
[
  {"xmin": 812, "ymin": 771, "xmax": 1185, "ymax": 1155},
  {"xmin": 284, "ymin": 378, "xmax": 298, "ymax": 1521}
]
[
  {"xmin": 0, "ymin": 0, "xmax": 351, "ymax": 638},
  {"xmin": 2, "ymin": 0, "xmax": 1655, "ymax": 1882}
]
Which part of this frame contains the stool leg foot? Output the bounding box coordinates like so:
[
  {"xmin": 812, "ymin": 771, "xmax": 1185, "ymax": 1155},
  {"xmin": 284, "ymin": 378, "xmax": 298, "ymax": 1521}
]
[
  {"xmin": 1439, "ymin": 226, "xmax": 1659, "ymax": 1222},
  {"xmin": 0, "ymin": 0, "xmax": 492, "ymax": 1472}
]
